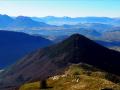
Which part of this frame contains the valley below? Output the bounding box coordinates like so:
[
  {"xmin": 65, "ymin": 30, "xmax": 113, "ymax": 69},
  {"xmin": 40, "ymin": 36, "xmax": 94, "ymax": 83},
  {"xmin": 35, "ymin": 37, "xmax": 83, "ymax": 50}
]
[{"xmin": 0, "ymin": 15, "xmax": 120, "ymax": 90}]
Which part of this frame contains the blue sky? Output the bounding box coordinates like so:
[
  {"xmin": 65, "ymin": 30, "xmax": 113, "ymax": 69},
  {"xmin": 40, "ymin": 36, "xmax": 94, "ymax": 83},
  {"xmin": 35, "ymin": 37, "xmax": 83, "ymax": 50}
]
[{"xmin": 0, "ymin": 0, "xmax": 120, "ymax": 17}]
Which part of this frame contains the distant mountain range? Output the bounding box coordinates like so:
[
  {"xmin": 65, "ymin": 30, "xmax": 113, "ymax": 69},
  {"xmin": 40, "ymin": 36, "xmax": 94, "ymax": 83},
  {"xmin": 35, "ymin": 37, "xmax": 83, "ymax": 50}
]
[
  {"xmin": 31, "ymin": 16, "xmax": 120, "ymax": 26},
  {"xmin": 0, "ymin": 30, "xmax": 52, "ymax": 68},
  {"xmin": 0, "ymin": 14, "xmax": 51, "ymax": 30},
  {"xmin": 8, "ymin": 16, "xmax": 50, "ymax": 28},
  {"xmin": 0, "ymin": 14, "xmax": 120, "ymax": 30},
  {"xmin": 0, "ymin": 34, "xmax": 120, "ymax": 89},
  {"xmin": 0, "ymin": 14, "xmax": 120, "ymax": 49}
]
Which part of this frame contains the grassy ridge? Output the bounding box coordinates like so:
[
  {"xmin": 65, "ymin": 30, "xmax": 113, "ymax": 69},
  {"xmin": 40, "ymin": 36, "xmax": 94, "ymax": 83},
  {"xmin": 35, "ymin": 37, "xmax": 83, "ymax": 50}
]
[{"xmin": 19, "ymin": 64, "xmax": 120, "ymax": 90}]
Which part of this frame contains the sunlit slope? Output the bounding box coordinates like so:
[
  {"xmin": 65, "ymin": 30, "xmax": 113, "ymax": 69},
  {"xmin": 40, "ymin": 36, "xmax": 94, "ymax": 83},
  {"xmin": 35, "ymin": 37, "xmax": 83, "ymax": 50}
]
[{"xmin": 19, "ymin": 64, "xmax": 120, "ymax": 90}]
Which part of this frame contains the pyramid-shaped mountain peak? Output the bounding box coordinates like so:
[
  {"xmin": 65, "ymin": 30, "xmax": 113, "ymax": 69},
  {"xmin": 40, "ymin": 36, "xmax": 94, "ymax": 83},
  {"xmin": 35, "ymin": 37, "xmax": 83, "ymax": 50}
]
[
  {"xmin": 63, "ymin": 33, "xmax": 90, "ymax": 44},
  {"xmin": 0, "ymin": 34, "xmax": 120, "ymax": 88},
  {"xmin": 54, "ymin": 33, "xmax": 105, "ymax": 53},
  {"xmin": 63, "ymin": 33, "xmax": 89, "ymax": 42},
  {"xmin": 68, "ymin": 33, "xmax": 87, "ymax": 39}
]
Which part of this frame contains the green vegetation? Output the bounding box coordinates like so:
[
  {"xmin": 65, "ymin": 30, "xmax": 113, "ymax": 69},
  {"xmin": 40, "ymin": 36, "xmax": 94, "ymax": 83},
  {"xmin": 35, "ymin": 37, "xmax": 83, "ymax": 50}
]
[
  {"xmin": 19, "ymin": 81, "xmax": 40, "ymax": 90},
  {"xmin": 19, "ymin": 64, "xmax": 120, "ymax": 90}
]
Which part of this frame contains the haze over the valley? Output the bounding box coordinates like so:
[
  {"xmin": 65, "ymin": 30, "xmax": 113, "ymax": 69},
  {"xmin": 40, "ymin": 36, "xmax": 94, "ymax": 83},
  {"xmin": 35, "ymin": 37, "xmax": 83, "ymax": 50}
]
[{"xmin": 0, "ymin": 0, "xmax": 120, "ymax": 90}]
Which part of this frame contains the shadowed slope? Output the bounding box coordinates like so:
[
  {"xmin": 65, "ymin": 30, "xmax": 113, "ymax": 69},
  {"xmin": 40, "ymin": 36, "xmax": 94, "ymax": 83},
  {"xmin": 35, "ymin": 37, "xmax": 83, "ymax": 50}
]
[
  {"xmin": 0, "ymin": 34, "xmax": 120, "ymax": 89},
  {"xmin": 0, "ymin": 30, "xmax": 52, "ymax": 68}
]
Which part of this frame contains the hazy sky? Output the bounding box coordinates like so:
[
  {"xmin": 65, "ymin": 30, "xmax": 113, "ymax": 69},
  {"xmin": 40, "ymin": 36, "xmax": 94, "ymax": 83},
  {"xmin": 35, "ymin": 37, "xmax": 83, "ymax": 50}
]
[{"xmin": 0, "ymin": 0, "xmax": 120, "ymax": 17}]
